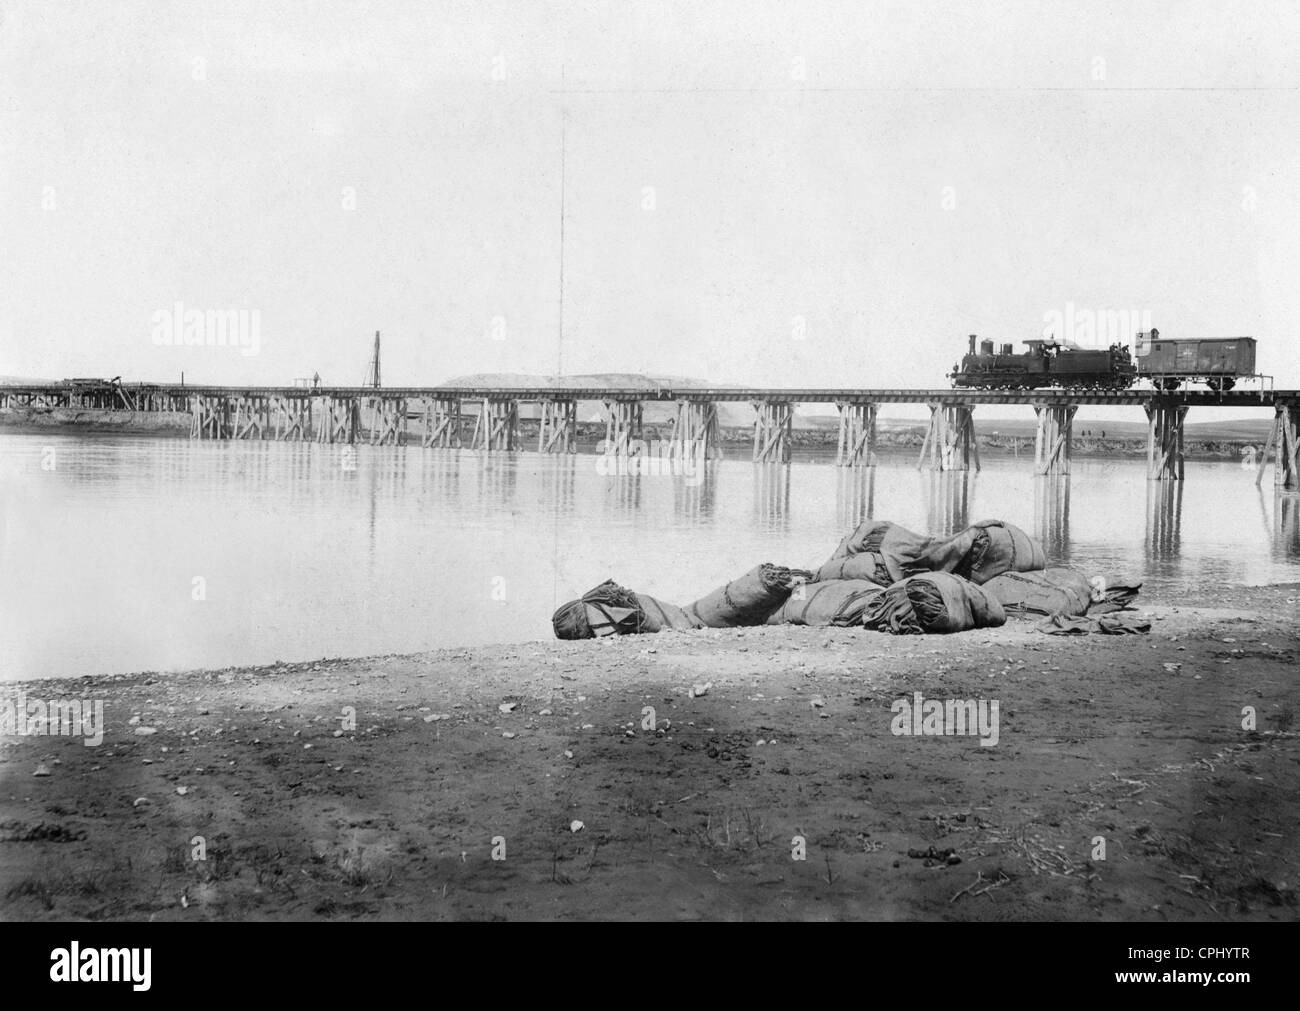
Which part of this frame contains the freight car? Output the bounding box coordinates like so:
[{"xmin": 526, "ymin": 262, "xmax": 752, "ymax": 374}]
[
  {"xmin": 949, "ymin": 335, "xmax": 1137, "ymax": 390},
  {"xmin": 1133, "ymin": 328, "xmax": 1256, "ymax": 392}
]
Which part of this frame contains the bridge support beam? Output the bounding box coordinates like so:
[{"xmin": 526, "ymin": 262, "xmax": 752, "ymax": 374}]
[
  {"xmin": 368, "ymin": 396, "xmax": 407, "ymax": 446},
  {"xmin": 602, "ymin": 399, "xmax": 644, "ymax": 457},
  {"xmin": 270, "ymin": 396, "xmax": 312, "ymax": 441},
  {"xmin": 190, "ymin": 394, "xmax": 230, "ymax": 440},
  {"xmin": 231, "ymin": 395, "xmax": 271, "ymax": 440},
  {"xmin": 752, "ymin": 400, "xmax": 793, "ymax": 463},
  {"xmin": 471, "ymin": 398, "xmax": 519, "ymax": 451},
  {"xmin": 1145, "ymin": 401, "xmax": 1187, "ymax": 480},
  {"xmin": 316, "ymin": 396, "xmax": 360, "ymax": 444},
  {"xmin": 919, "ymin": 403, "xmax": 980, "ymax": 471},
  {"xmin": 1033, "ymin": 404, "xmax": 1077, "ymax": 475},
  {"xmin": 835, "ymin": 401, "xmax": 877, "ymax": 467},
  {"xmin": 538, "ymin": 398, "xmax": 578, "ymax": 453},
  {"xmin": 668, "ymin": 400, "xmax": 721, "ymax": 461},
  {"xmin": 419, "ymin": 397, "xmax": 461, "ymax": 448},
  {"xmin": 1257, "ymin": 403, "xmax": 1300, "ymax": 490}
]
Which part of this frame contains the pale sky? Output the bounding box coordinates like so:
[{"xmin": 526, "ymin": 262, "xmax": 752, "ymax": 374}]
[{"xmin": 2, "ymin": 1, "xmax": 1298, "ymax": 425}]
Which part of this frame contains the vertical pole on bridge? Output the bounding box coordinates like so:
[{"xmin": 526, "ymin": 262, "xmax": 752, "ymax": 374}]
[
  {"xmin": 1145, "ymin": 401, "xmax": 1187, "ymax": 480},
  {"xmin": 1033, "ymin": 404, "xmax": 1077, "ymax": 475},
  {"xmin": 835, "ymin": 401, "xmax": 877, "ymax": 467}
]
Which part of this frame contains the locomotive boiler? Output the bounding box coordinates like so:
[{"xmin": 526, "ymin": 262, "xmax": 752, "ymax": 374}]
[{"xmin": 949, "ymin": 335, "xmax": 1137, "ymax": 390}]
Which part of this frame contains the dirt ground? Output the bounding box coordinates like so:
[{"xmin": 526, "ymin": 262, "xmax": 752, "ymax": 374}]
[{"xmin": 2, "ymin": 585, "xmax": 1297, "ymax": 921}]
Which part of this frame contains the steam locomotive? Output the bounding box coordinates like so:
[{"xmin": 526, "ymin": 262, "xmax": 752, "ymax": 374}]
[{"xmin": 950, "ymin": 329, "xmax": 1257, "ymax": 392}]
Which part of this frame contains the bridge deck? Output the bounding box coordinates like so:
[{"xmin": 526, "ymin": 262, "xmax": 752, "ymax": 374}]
[{"xmin": 3, "ymin": 383, "xmax": 1295, "ymax": 407}]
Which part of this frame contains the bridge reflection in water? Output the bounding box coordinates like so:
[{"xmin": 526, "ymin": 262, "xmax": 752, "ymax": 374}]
[
  {"xmin": 544, "ymin": 453, "xmax": 577, "ymax": 513},
  {"xmin": 1267, "ymin": 488, "xmax": 1300, "ymax": 560},
  {"xmin": 674, "ymin": 464, "xmax": 718, "ymax": 523},
  {"xmin": 1034, "ymin": 476, "xmax": 1071, "ymax": 559},
  {"xmin": 836, "ymin": 465, "xmax": 875, "ymax": 529},
  {"xmin": 922, "ymin": 471, "xmax": 974, "ymax": 537},
  {"xmin": 1145, "ymin": 479, "xmax": 1184, "ymax": 564},
  {"xmin": 752, "ymin": 462, "xmax": 791, "ymax": 529}
]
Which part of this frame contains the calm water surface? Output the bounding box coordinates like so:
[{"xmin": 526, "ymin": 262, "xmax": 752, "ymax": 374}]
[{"xmin": 2, "ymin": 432, "xmax": 1298, "ymax": 680}]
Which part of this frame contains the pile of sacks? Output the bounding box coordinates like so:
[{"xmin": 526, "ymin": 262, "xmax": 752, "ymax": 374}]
[{"xmin": 552, "ymin": 518, "xmax": 1141, "ymax": 639}]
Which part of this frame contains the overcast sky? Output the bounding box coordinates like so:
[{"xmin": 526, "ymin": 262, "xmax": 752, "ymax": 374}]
[{"xmin": 2, "ymin": 1, "xmax": 1297, "ymax": 424}]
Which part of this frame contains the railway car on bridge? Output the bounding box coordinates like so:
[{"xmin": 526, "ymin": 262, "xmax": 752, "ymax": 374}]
[
  {"xmin": 949, "ymin": 335, "xmax": 1137, "ymax": 390},
  {"xmin": 1133, "ymin": 328, "xmax": 1256, "ymax": 392}
]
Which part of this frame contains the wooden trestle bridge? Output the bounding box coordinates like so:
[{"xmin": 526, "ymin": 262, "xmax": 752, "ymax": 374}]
[{"xmin": 2, "ymin": 381, "xmax": 1297, "ymax": 487}]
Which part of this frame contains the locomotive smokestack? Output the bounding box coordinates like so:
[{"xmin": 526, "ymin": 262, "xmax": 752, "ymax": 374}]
[{"xmin": 969, "ymin": 334, "xmax": 977, "ymax": 355}]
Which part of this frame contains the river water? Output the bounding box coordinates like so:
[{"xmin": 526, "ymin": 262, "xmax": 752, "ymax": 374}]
[{"xmin": 2, "ymin": 431, "xmax": 1298, "ymax": 680}]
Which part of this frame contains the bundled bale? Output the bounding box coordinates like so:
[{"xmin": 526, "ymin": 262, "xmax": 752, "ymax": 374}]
[
  {"xmin": 552, "ymin": 580, "xmax": 647, "ymax": 639},
  {"xmin": 684, "ymin": 563, "xmax": 812, "ymax": 628},
  {"xmin": 983, "ymin": 567, "xmax": 1094, "ymax": 617},
  {"xmin": 821, "ymin": 520, "xmax": 935, "ymax": 584},
  {"xmin": 634, "ymin": 592, "xmax": 700, "ymax": 632},
  {"xmin": 923, "ymin": 520, "xmax": 1046, "ymax": 585},
  {"xmin": 825, "ymin": 520, "xmax": 894, "ymax": 560},
  {"xmin": 812, "ymin": 552, "xmax": 893, "ymax": 586},
  {"xmin": 862, "ymin": 572, "xmax": 1006, "ymax": 635},
  {"xmin": 553, "ymin": 581, "xmax": 699, "ymax": 639},
  {"xmin": 766, "ymin": 579, "xmax": 885, "ymax": 627}
]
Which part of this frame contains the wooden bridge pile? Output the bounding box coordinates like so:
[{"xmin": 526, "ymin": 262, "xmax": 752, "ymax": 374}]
[{"xmin": 1, "ymin": 382, "xmax": 1296, "ymax": 486}]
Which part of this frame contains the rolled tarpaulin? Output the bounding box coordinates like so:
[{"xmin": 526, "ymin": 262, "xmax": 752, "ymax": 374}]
[
  {"xmin": 982, "ymin": 567, "xmax": 1093, "ymax": 616},
  {"xmin": 552, "ymin": 579, "xmax": 647, "ymax": 639},
  {"xmin": 811, "ymin": 552, "xmax": 893, "ymax": 586},
  {"xmin": 634, "ymin": 592, "xmax": 701, "ymax": 632},
  {"xmin": 820, "ymin": 520, "xmax": 936, "ymax": 583},
  {"xmin": 922, "ymin": 520, "xmax": 1046, "ymax": 585},
  {"xmin": 862, "ymin": 572, "xmax": 1006, "ymax": 635},
  {"xmin": 684, "ymin": 563, "xmax": 812, "ymax": 628},
  {"xmin": 825, "ymin": 520, "xmax": 895, "ymax": 561},
  {"xmin": 766, "ymin": 579, "xmax": 885, "ymax": 627}
]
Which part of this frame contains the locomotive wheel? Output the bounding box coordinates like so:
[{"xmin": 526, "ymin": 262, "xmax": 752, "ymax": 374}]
[
  {"xmin": 1160, "ymin": 378, "xmax": 1181, "ymax": 392},
  {"xmin": 1208, "ymin": 377, "xmax": 1235, "ymax": 393}
]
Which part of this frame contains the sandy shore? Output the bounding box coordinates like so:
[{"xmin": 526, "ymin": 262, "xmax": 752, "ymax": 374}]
[{"xmin": 2, "ymin": 584, "xmax": 1297, "ymax": 921}]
